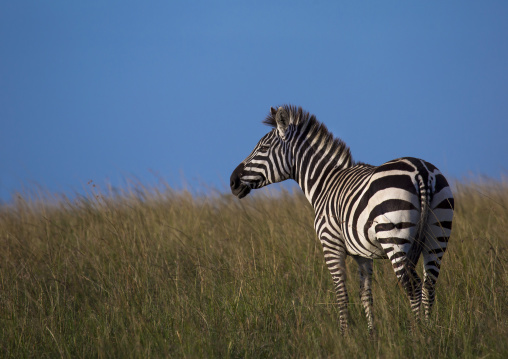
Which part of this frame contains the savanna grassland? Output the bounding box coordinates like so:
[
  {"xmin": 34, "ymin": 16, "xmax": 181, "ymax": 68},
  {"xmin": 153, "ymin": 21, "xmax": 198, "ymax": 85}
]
[{"xmin": 1, "ymin": 180, "xmax": 507, "ymax": 358}]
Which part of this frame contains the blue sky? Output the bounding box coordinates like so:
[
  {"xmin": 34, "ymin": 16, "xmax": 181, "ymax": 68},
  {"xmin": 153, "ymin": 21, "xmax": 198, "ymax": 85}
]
[{"xmin": 1, "ymin": 1, "xmax": 507, "ymax": 202}]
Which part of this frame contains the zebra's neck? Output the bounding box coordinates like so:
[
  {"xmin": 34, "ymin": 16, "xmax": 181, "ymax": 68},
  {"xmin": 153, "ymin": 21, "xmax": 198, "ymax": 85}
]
[{"xmin": 290, "ymin": 123, "xmax": 352, "ymax": 208}]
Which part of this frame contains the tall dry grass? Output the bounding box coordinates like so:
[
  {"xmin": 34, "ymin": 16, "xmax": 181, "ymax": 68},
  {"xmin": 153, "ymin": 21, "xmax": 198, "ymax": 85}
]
[{"xmin": 0, "ymin": 180, "xmax": 507, "ymax": 358}]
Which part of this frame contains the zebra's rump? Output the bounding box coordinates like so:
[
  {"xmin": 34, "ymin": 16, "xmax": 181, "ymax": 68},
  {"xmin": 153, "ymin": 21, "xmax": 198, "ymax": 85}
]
[{"xmin": 337, "ymin": 157, "xmax": 452, "ymax": 260}]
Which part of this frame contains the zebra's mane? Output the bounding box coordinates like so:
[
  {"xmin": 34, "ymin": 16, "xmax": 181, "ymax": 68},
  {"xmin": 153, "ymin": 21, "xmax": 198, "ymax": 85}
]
[{"xmin": 263, "ymin": 104, "xmax": 355, "ymax": 167}]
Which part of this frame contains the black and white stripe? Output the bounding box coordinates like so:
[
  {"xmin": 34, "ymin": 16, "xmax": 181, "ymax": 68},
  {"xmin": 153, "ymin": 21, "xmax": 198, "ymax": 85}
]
[{"xmin": 230, "ymin": 105, "xmax": 454, "ymax": 332}]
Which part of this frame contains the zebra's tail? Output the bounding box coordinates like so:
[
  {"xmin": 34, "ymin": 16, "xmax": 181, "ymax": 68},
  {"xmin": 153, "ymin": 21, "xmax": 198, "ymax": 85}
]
[{"xmin": 406, "ymin": 173, "xmax": 430, "ymax": 267}]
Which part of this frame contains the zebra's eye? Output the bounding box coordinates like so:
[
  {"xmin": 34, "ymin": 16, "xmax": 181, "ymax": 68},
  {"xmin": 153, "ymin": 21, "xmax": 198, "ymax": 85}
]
[{"xmin": 259, "ymin": 145, "xmax": 270, "ymax": 152}]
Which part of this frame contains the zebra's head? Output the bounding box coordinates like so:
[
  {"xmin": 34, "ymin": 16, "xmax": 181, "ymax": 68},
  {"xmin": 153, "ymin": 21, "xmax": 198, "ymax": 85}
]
[{"xmin": 230, "ymin": 106, "xmax": 293, "ymax": 198}]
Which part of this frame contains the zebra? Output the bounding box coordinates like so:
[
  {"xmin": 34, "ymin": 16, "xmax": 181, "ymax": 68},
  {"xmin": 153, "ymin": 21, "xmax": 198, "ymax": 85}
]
[{"xmin": 230, "ymin": 105, "xmax": 454, "ymax": 332}]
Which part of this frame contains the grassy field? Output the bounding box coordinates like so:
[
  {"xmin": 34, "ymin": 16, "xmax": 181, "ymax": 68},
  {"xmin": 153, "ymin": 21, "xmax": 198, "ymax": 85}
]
[{"xmin": 1, "ymin": 179, "xmax": 507, "ymax": 358}]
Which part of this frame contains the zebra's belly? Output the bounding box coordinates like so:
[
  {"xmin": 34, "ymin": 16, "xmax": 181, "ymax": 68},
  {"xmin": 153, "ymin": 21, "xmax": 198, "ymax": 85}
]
[
  {"xmin": 342, "ymin": 221, "xmax": 387, "ymax": 259},
  {"xmin": 319, "ymin": 215, "xmax": 388, "ymax": 259},
  {"xmin": 344, "ymin": 236, "xmax": 387, "ymax": 259}
]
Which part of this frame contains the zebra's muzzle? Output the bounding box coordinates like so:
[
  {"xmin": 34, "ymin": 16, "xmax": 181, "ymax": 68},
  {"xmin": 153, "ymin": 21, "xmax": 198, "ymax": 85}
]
[
  {"xmin": 230, "ymin": 163, "xmax": 251, "ymax": 199},
  {"xmin": 233, "ymin": 184, "xmax": 251, "ymax": 199}
]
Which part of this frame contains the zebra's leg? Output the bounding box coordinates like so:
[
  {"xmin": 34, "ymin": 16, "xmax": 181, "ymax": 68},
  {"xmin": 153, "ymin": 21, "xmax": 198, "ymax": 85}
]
[
  {"xmin": 422, "ymin": 243, "xmax": 446, "ymax": 321},
  {"xmin": 422, "ymin": 206, "xmax": 453, "ymax": 319},
  {"xmin": 398, "ymin": 257, "xmax": 423, "ymax": 321},
  {"xmin": 422, "ymin": 177, "xmax": 453, "ymax": 321},
  {"xmin": 322, "ymin": 244, "xmax": 349, "ymax": 332},
  {"xmin": 353, "ymin": 256, "xmax": 374, "ymax": 333},
  {"xmin": 379, "ymin": 240, "xmax": 423, "ymax": 321}
]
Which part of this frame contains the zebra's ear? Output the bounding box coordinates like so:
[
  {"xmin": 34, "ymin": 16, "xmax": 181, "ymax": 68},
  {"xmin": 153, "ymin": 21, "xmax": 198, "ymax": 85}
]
[
  {"xmin": 275, "ymin": 107, "xmax": 290, "ymax": 139},
  {"xmin": 270, "ymin": 107, "xmax": 278, "ymax": 117}
]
